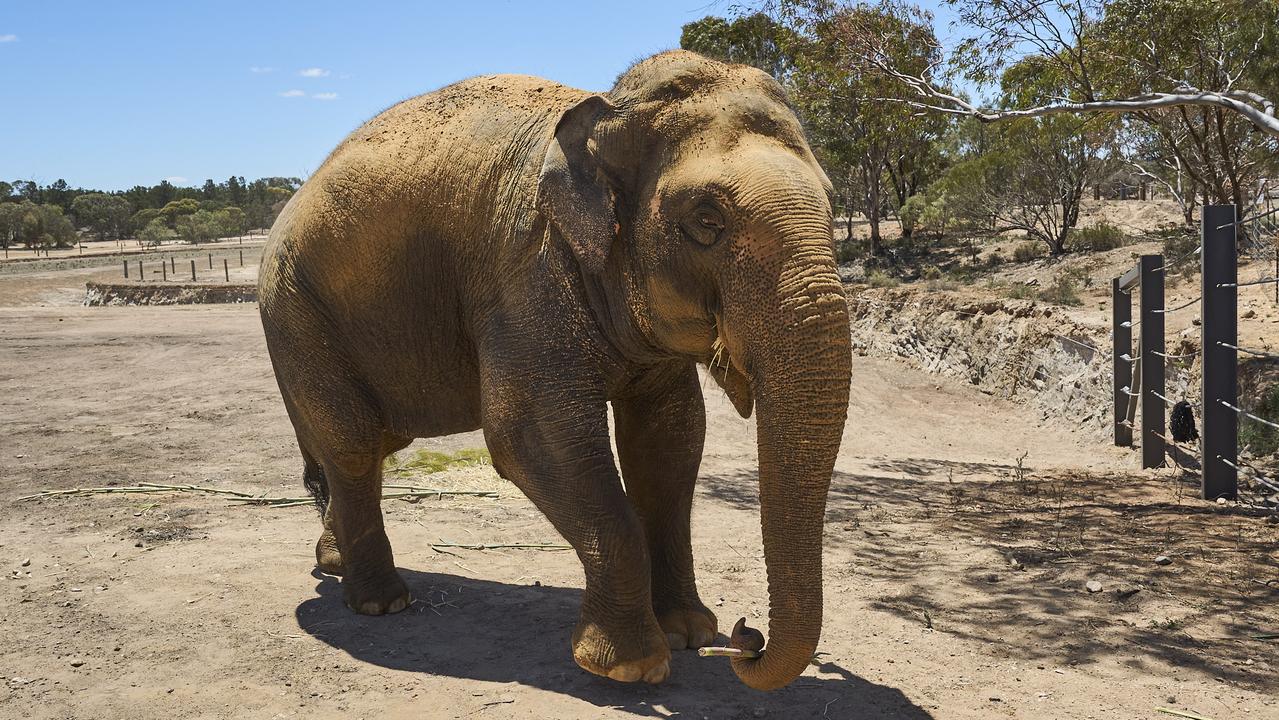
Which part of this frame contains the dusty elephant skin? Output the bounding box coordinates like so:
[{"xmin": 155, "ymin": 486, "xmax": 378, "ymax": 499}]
[{"xmin": 258, "ymin": 50, "xmax": 851, "ymax": 691}]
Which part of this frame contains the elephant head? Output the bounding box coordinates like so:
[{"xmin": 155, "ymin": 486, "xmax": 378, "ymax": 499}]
[{"xmin": 536, "ymin": 50, "xmax": 851, "ymax": 691}]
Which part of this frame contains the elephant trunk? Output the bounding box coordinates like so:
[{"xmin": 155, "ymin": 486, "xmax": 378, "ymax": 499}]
[{"xmin": 728, "ymin": 259, "xmax": 851, "ymax": 691}]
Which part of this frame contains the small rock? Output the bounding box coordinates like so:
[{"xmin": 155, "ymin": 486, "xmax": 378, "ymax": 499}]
[
  {"xmin": 1154, "ymin": 555, "xmax": 1172, "ymax": 566},
  {"xmin": 1243, "ymin": 309, "xmax": 1256, "ymax": 319},
  {"xmin": 69, "ymin": 660, "xmax": 84, "ymax": 668},
  {"xmin": 20, "ymin": 559, "xmax": 30, "ymax": 567},
  {"xmin": 1191, "ymin": 316, "xmax": 1202, "ymax": 326},
  {"xmin": 1085, "ymin": 580, "xmax": 1103, "ymax": 593},
  {"xmin": 985, "ymin": 573, "xmax": 1001, "ymax": 583},
  {"xmin": 1216, "ymin": 497, "xmax": 1228, "ymax": 505}
]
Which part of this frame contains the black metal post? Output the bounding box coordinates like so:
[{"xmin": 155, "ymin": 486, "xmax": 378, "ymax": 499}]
[
  {"xmin": 123, "ymin": 259, "xmax": 129, "ymax": 279},
  {"xmin": 1139, "ymin": 254, "xmax": 1165, "ymax": 468},
  {"xmin": 1202, "ymin": 205, "xmax": 1238, "ymax": 499},
  {"xmin": 170, "ymin": 256, "xmax": 175, "ymax": 274},
  {"xmin": 208, "ymin": 252, "xmax": 213, "ymax": 270},
  {"xmin": 137, "ymin": 260, "xmax": 143, "ymax": 282},
  {"xmin": 223, "ymin": 258, "xmax": 229, "ymax": 282},
  {"xmin": 162, "ymin": 259, "xmax": 167, "ymax": 281},
  {"xmin": 190, "ymin": 259, "xmax": 196, "ymax": 282},
  {"xmin": 1112, "ymin": 277, "xmax": 1132, "ymax": 446}
]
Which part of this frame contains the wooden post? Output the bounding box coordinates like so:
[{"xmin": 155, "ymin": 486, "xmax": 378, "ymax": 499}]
[
  {"xmin": 1201, "ymin": 205, "xmax": 1238, "ymax": 499},
  {"xmin": 162, "ymin": 259, "xmax": 167, "ymax": 281},
  {"xmin": 207, "ymin": 253, "xmax": 213, "ymax": 269},
  {"xmin": 123, "ymin": 259, "xmax": 129, "ymax": 279},
  {"xmin": 170, "ymin": 256, "xmax": 175, "ymax": 274},
  {"xmin": 1139, "ymin": 254, "xmax": 1165, "ymax": 468},
  {"xmin": 239, "ymin": 249, "xmax": 244, "ymax": 266},
  {"xmin": 224, "ymin": 258, "xmax": 229, "ymax": 282},
  {"xmin": 1112, "ymin": 277, "xmax": 1132, "ymax": 446},
  {"xmin": 190, "ymin": 259, "xmax": 196, "ymax": 282}
]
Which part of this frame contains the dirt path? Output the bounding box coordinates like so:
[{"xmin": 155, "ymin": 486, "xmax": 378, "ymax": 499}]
[{"xmin": 0, "ymin": 273, "xmax": 1275, "ymax": 718}]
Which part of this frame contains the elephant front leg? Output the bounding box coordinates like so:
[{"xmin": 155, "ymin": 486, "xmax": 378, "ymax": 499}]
[
  {"xmin": 613, "ymin": 366, "xmax": 718, "ymax": 651},
  {"xmin": 483, "ymin": 383, "xmax": 670, "ymax": 683}
]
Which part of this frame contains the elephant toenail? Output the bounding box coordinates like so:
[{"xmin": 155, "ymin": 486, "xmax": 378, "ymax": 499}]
[
  {"xmin": 666, "ymin": 632, "xmax": 688, "ymax": 650},
  {"xmin": 607, "ymin": 665, "xmax": 642, "ymax": 682},
  {"xmin": 643, "ymin": 661, "xmax": 670, "ymax": 684}
]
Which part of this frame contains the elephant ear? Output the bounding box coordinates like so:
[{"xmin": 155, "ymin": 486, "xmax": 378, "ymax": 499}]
[{"xmin": 536, "ymin": 95, "xmax": 617, "ymax": 274}]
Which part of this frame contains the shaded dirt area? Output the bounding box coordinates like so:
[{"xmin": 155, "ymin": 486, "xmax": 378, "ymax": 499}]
[{"xmin": 0, "ymin": 265, "xmax": 1276, "ymax": 719}]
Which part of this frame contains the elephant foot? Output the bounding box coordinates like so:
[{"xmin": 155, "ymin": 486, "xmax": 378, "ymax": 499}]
[
  {"xmin": 315, "ymin": 530, "xmax": 344, "ymax": 576},
  {"xmin": 343, "ymin": 570, "xmax": 411, "ymax": 615},
  {"xmin": 657, "ymin": 604, "xmax": 718, "ymax": 650},
  {"xmin": 572, "ymin": 617, "xmax": 671, "ymax": 684}
]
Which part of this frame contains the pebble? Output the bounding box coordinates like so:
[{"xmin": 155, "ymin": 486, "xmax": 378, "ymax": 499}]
[
  {"xmin": 69, "ymin": 660, "xmax": 84, "ymax": 668},
  {"xmin": 1243, "ymin": 309, "xmax": 1256, "ymax": 319},
  {"xmin": 1085, "ymin": 580, "xmax": 1103, "ymax": 593},
  {"xmin": 20, "ymin": 559, "xmax": 30, "ymax": 567},
  {"xmin": 1155, "ymin": 555, "xmax": 1172, "ymax": 566}
]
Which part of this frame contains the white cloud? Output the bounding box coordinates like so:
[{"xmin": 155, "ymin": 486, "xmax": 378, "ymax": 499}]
[
  {"xmin": 312, "ymin": 92, "xmax": 339, "ymax": 101},
  {"xmin": 279, "ymin": 89, "xmax": 305, "ymax": 98},
  {"xmin": 164, "ymin": 176, "xmax": 188, "ymax": 185},
  {"xmin": 249, "ymin": 66, "xmax": 274, "ymax": 74},
  {"xmin": 299, "ymin": 67, "xmax": 330, "ymax": 78},
  {"xmin": 0, "ymin": 34, "xmax": 17, "ymax": 43}
]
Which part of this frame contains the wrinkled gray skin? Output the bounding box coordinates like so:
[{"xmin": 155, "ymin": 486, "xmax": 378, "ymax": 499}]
[{"xmin": 259, "ymin": 50, "xmax": 851, "ymax": 691}]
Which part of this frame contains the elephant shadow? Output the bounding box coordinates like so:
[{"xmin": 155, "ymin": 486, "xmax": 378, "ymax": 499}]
[{"xmin": 296, "ymin": 569, "xmax": 934, "ymax": 719}]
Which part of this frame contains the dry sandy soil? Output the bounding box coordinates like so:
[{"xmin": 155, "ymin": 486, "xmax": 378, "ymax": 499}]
[{"xmin": 0, "ymin": 253, "xmax": 1276, "ymax": 720}]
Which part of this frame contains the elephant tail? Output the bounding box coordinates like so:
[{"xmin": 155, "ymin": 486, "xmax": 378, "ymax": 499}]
[{"xmin": 301, "ymin": 449, "xmax": 330, "ymax": 515}]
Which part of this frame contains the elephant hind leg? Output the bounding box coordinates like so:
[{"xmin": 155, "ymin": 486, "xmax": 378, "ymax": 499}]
[
  {"xmin": 296, "ymin": 445, "xmax": 345, "ymax": 576},
  {"xmin": 312, "ymin": 434, "xmax": 412, "ymax": 578}
]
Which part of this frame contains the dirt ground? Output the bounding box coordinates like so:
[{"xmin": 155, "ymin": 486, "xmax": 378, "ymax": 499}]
[{"xmin": 1, "ymin": 258, "xmax": 1276, "ymax": 720}]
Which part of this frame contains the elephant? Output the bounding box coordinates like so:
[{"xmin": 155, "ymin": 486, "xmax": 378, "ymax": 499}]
[{"xmin": 258, "ymin": 50, "xmax": 851, "ymax": 691}]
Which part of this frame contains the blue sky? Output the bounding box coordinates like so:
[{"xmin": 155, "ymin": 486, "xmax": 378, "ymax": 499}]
[{"xmin": 0, "ymin": 1, "xmax": 956, "ymax": 191}]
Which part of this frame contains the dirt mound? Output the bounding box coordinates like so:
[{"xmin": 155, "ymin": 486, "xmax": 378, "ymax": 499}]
[{"xmin": 83, "ymin": 282, "xmax": 257, "ymax": 306}]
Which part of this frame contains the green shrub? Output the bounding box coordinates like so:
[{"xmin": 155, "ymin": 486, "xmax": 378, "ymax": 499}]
[
  {"xmin": 867, "ymin": 270, "xmax": 900, "ymax": 288},
  {"xmin": 1069, "ymin": 221, "xmax": 1126, "ymax": 252},
  {"xmin": 1037, "ymin": 270, "xmax": 1085, "ymax": 306},
  {"xmin": 1240, "ymin": 384, "xmax": 1279, "ymax": 456},
  {"xmin": 1159, "ymin": 227, "xmax": 1200, "ymax": 276},
  {"xmin": 1013, "ymin": 241, "xmax": 1043, "ymax": 263},
  {"xmin": 1005, "ymin": 282, "xmax": 1037, "ymax": 300},
  {"xmin": 921, "ymin": 264, "xmax": 943, "ymax": 280}
]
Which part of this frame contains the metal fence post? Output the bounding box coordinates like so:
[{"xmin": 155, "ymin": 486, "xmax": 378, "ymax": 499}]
[
  {"xmin": 1112, "ymin": 277, "xmax": 1133, "ymax": 446},
  {"xmin": 1201, "ymin": 205, "xmax": 1238, "ymax": 499},
  {"xmin": 1139, "ymin": 254, "xmax": 1165, "ymax": 468}
]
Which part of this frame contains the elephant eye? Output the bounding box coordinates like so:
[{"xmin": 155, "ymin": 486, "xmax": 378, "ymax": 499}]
[{"xmin": 680, "ymin": 204, "xmax": 725, "ymax": 247}]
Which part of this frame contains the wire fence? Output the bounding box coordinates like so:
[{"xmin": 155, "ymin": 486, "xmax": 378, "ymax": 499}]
[{"xmin": 1111, "ymin": 204, "xmax": 1279, "ymax": 513}]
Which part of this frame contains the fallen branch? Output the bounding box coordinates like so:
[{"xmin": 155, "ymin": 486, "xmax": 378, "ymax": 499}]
[
  {"xmin": 19, "ymin": 484, "xmax": 498, "ymax": 506},
  {"xmin": 429, "ymin": 541, "xmax": 570, "ymax": 552},
  {"xmin": 1156, "ymin": 708, "xmax": 1215, "ymax": 720},
  {"xmin": 697, "ymin": 647, "xmax": 761, "ymax": 660}
]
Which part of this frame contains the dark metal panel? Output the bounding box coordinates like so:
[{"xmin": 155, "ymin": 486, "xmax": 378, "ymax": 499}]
[
  {"xmin": 1139, "ymin": 255, "xmax": 1165, "ymax": 468},
  {"xmin": 1201, "ymin": 205, "xmax": 1238, "ymax": 499}
]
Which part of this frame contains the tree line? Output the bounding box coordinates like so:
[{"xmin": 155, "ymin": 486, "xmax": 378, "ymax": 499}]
[
  {"xmin": 682, "ymin": 0, "xmax": 1279, "ymax": 258},
  {"xmin": 0, "ymin": 176, "xmax": 301, "ymax": 250}
]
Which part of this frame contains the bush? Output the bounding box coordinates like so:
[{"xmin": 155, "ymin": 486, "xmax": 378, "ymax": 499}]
[
  {"xmin": 1240, "ymin": 384, "xmax": 1279, "ymax": 457},
  {"xmin": 867, "ymin": 270, "xmax": 900, "ymax": 288},
  {"xmin": 1005, "ymin": 282, "xmax": 1038, "ymax": 300},
  {"xmin": 1038, "ymin": 269, "xmax": 1085, "ymax": 306},
  {"xmin": 1013, "ymin": 241, "xmax": 1043, "ymax": 263},
  {"xmin": 1159, "ymin": 227, "xmax": 1200, "ymax": 276},
  {"xmin": 1069, "ymin": 221, "xmax": 1126, "ymax": 252},
  {"xmin": 921, "ymin": 264, "xmax": 943, "ymax": 280}
]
